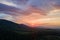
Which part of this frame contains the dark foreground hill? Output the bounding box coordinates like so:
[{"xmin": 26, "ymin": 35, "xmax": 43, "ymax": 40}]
[{"xmin": 0, "ymin": 19, "xmax": 60, "ymax": 40}]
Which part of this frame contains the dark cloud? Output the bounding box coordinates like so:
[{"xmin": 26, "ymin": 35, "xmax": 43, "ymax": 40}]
[
  {"xmin": 0, "ymin": 3, "xmax": 20, "ymax": 12},
  {"xmin": 0, "ymin": 3, "xmax": 23, "ymax": 16},
  {"xmin": 54, "ymin": 5, "xmax": 60, "ymax": 9},
  {"xmin": 53, "ymin": 0, "xmax": 60, "ymax": 9}
]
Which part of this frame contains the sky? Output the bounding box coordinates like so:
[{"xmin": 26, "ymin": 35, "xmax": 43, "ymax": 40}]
[{"xmin": 0, "ymin": 0, "xmax": 60, "ymax": 28}]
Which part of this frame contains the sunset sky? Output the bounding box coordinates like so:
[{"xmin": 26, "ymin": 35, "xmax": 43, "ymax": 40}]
[{"xmin": 0, "ymin": 0, "xmax": 60, "ymax": 28}]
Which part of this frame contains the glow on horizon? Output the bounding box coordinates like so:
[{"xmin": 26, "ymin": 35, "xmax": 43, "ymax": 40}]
[{"xmin": 15, "ymin": 9, "xmax": 60, "ymax": 27}]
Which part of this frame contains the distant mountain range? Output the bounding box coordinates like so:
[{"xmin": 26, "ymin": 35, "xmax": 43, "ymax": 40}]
[{"xmin": 0, "ymin": 19, "xmax": 33, "ymax": 31}]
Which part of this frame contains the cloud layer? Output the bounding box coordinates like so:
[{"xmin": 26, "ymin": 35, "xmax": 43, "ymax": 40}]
[{"xmin": 0, "ymin": 0, "xmax": 60, "ymax": 28}]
